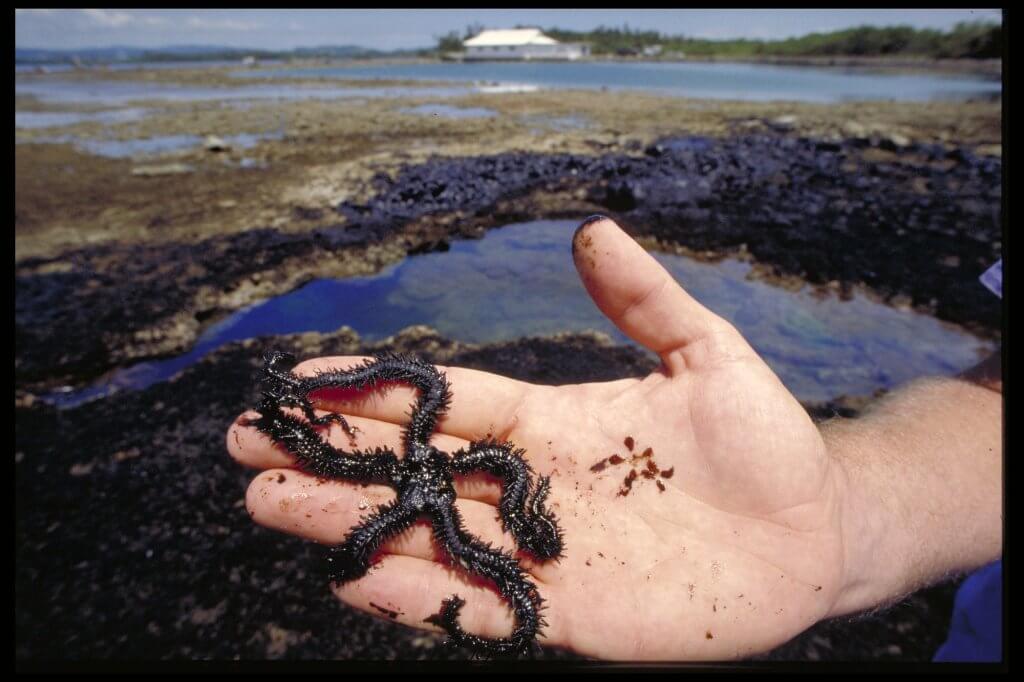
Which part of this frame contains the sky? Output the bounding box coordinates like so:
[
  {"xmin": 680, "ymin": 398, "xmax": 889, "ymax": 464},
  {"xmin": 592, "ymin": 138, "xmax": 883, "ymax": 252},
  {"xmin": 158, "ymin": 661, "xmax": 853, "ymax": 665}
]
[{"xmin": 15, "ymin": 9, "xmax": 1003, "ymax": 51}]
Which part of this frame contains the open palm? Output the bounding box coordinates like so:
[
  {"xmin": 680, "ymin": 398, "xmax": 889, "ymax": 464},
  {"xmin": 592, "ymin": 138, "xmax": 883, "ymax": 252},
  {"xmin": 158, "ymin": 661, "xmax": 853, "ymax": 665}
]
[{"xmin": 228, "ymin": 217, "xmax": 847, "ymax": 660}]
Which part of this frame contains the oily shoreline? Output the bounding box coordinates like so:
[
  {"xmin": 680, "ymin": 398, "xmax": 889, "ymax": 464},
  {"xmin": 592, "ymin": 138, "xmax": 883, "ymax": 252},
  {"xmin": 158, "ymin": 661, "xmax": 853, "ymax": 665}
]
[
  {"xmin": 14, "ymin": 325, "xmax": 951, "ymax": 661},
  {"xmin": 16, "ymin": 129, "xmax": 1001, "ymax": 394}
]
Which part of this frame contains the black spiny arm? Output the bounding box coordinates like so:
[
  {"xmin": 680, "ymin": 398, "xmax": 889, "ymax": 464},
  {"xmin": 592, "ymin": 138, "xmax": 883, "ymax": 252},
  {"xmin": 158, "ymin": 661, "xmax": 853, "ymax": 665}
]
[
  {"xmin": 262, "ymin": 351, "xmax": 452, "ymax": 450},
  {"xmin": 425, "ymin": 505, "xmax": 547, "ymax": 657},
  {"xmin": 249, "ymin": 398, "xmax": 399, "ymax": 483},
  {"xmin": 323, "ymin": 500, "xmax": 420, "ymax": 582},
  {"xmin": 452, "ymin": 441, "xmax": 565, "ymax": 560}
]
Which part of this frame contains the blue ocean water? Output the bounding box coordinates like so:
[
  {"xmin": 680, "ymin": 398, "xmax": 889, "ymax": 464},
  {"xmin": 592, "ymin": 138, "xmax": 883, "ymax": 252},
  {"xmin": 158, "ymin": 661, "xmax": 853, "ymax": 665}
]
[{"xmin": 236, "ymin": 60, "xmax": 1000, "ymax": 103}]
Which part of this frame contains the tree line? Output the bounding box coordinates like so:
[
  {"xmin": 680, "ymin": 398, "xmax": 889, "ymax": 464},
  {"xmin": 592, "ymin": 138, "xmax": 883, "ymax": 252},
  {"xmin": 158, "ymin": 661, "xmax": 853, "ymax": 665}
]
[{"xmin": 437, "ymin": 21, "xmax": 1001, "ymax": 59}]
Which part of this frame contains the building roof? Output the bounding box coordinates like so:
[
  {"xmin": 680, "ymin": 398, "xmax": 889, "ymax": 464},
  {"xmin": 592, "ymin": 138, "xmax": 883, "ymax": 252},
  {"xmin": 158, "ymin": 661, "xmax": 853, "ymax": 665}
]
[{"xmin": 463, "ymin": 28, "xmax": 559, "ymax": 47}]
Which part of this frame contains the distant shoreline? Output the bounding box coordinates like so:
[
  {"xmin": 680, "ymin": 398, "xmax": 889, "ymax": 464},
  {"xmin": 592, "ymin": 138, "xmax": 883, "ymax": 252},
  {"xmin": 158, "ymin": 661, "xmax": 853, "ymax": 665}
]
[
  {"xmin": 641, "ymin": 54, "xmax": 1001, "ymax": 77},
  {"xmin": 17, "ymin": 54, "xmax": 1001, "ymax": 79},
  {"xmin": 286, "ymin": 54, "xmax": 1002, "ymax": 80}
]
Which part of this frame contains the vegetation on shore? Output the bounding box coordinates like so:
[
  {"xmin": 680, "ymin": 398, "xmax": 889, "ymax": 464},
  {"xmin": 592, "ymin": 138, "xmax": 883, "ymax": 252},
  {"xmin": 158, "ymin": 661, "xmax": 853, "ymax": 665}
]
[
  {"xmin": 18, "ymin": 20, "xmax": 1000, "ymax": 66},
  {"xmin": 440, "ymin": 21, "xmax": 1001, "ymax": 59}
]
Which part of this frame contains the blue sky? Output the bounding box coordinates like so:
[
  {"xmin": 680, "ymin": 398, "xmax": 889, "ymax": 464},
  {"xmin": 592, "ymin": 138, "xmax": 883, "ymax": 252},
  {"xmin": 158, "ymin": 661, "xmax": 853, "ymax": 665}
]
[{"xmin": 15, "ymin": 9, "xmax": 1003, "ymax": 51}]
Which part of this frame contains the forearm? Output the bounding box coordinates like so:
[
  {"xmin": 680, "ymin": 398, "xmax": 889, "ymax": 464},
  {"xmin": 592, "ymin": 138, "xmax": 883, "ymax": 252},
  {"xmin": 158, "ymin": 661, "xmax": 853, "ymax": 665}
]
[{"xmin": 822, "ymin": 364, "xmax": 1003, "ymax": 618}]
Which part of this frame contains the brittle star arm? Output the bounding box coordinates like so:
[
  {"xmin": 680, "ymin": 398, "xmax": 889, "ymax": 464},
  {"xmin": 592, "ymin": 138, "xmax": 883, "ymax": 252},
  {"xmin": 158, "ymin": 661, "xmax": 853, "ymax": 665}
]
[
  {"xmin": 260, "ymin": 351, "xmax": 360, "ymax": 436},
  {"xmin": 425, "ymin": 503, "xmax": 546, "ymax": 657},
  {"xmin": 247, "ymin": 399, "xmax": 400, "ymax": 483},
  {"xmin": 262, "ymin": 351, "xmax": 452, "ymax": 450},
  {"xmin": 323, "ymin": 500, "xmax": 422, "ymax": 582},
  {"xmin": 451, "ymin": 441, "xmax": 564, "ymax": 560}
]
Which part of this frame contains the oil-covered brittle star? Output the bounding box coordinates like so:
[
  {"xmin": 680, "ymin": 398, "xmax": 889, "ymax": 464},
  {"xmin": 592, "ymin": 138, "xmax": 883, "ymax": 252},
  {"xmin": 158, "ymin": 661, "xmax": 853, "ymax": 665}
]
[{"xmin": 246, "ymin": 350, "xmax": 565, "ymax": 657}]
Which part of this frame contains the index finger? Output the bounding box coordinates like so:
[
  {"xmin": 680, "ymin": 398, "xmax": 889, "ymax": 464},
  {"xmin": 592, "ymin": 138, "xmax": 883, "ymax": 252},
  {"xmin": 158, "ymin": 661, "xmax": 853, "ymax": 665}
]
[{"xmin": 290, "ymin": 356, "xmax": 532, "ymax": 442}]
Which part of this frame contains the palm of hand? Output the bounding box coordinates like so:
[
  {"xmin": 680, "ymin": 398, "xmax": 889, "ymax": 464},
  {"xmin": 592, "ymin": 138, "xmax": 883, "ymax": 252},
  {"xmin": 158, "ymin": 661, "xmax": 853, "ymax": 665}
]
[
  {"xmin": 229, "ymin": 217, "xmax": 846, "ymax": 660},
  {"xmin": 501, "ymin": 348, "xmax": 844, "ymax": 660}
]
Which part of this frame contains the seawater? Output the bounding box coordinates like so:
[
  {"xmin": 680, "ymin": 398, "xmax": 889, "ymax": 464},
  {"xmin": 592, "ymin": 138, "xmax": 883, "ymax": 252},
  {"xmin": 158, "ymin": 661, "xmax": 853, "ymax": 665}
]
[
  {"xmin": 17, "ymin": 130, "xmax": 285, "ymax": 158},
  {"xmin": 48, "ymin": 220, "xmax": 993, "ymax": 408},
  {"xmin": 14, "ymin": 80, "xmax": 476, "ymax": 107},
  {"xmin": 235, "ymin": 60, "xmax": 1001, "ymax": 103}
]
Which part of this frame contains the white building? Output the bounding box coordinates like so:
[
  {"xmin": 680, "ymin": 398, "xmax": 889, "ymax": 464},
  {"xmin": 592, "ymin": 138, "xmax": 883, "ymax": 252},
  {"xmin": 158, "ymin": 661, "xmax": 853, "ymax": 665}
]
[{"xmin": 463, "ymin": 28, "xmax": 589, "ymax": 61}]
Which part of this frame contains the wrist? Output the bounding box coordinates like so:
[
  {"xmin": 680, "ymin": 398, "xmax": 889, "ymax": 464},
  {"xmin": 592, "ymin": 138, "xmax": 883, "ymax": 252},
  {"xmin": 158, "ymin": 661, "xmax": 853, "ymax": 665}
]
[
  {"xmin": 821, "ymin": 417, "xmax": 910, "ymax": 618},
  {"xmin": 821, "ymin": 377, "xmax": 1003, "ymax": 619}
]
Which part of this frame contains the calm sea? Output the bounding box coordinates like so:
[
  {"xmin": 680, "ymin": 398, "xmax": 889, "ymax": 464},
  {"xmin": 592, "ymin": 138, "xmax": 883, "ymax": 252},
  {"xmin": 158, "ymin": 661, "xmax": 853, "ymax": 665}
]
[{"xmin": 236, "ymin": 60, "xmax": 1000, "ymax": 103}]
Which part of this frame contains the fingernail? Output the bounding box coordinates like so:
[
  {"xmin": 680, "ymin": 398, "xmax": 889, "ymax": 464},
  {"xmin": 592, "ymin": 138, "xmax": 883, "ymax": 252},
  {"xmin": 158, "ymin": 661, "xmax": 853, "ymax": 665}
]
[
  {"xmin": 577, "ymin": 214, "xmax": 608, "ymax": 232},
  {"xmin": 572, "ymin": 214, "xmax": 608, "ymax": 255}
]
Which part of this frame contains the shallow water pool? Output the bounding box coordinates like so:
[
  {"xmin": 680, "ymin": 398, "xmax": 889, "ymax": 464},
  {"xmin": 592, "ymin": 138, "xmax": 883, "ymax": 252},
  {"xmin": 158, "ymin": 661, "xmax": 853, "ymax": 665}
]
[
  {"xmin": 49, "ymin": 220, "xmax": 992, "ymax": 408},
  {"xmin": 18, "ymin": 130, "xmax": 284, "ymax": 158},
  {"xmin": 14, "ymin": 108, "xmax": 151, "ymax": 129},
  {"xmin": 400, "ymin": 103, "xmax": 497, "ymax": 119},
  {"xmin": 14, "ymin": 79, "xmax": 476, "ymax": 107}
]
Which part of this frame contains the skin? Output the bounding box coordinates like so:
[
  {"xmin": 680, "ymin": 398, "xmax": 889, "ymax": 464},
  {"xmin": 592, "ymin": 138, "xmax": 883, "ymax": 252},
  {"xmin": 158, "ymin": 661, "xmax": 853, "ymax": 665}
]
[{"xmin": 227, "ymin": 216, "xmax": 1002, "ymax": 660}]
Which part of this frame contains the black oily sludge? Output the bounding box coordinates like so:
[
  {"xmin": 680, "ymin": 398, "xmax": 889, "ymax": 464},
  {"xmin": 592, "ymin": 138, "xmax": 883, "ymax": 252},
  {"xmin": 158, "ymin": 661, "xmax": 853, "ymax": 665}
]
[{"xmin": 15, "ymin": 133, "xmax": 1001, "ymax": 392}]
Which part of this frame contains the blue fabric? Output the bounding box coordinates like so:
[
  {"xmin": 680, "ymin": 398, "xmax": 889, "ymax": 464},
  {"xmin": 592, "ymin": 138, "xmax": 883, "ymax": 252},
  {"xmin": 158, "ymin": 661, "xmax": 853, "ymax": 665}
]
[
  {"xmin": 979, "ymin": 259, "xmax": 1003, "ymax": 299},
  {"xmin": 933, "ymin": 560, "xmax": 1003, "ymax": 662}
]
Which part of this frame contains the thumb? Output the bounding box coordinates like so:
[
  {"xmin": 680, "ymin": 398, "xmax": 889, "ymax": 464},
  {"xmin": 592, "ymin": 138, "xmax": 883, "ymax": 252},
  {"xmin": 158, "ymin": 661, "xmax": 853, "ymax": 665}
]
[{"xmin": 571, "ymin": 215, "xmax": 753, "ymax": 376}]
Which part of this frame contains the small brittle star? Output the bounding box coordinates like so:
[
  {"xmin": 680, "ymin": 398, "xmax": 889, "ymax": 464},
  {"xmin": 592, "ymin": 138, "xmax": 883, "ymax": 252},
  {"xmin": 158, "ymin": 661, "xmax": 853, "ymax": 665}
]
[{"xmin": 246, "ymin": 350, "xmax": 564, "ymax": 657}]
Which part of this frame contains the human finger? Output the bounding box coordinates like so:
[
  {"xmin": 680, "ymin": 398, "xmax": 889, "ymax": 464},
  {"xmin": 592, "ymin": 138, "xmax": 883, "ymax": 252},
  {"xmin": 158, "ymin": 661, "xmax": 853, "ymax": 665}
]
[
  {"xmin": 244, "ymin": 468, "xmax": 558, "ymax": 578},
  {"xmin": 287, "ymin": 356, "xmax": 533, "ymax": 443},
  {"xmin": 229, "ymin": 410, "xmax": 513, "ymax": 506},
  {"xmin": 334, "ymin": 553, "xmax": 565, "ymax": 646},
  {"xmin": 571, "ymin": 215, "xmax": 755, "ymax": 376}
]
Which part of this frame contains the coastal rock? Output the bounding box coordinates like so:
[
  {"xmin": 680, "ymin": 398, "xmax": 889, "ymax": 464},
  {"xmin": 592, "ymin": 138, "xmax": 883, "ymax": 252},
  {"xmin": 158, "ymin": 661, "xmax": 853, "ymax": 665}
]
[
  {"xmin": 879, "ymin": 132, "xmax": 912, "ymax": 151},
  {"xmin": 204, "ymin": 135, "xmax": 230, "ymax": 152},
  {"xmin": 842, "ymin": 121, "xmax": 869, "ymax": 138},
  {"xmin": 768, "ymin": 115, "xmax": 799, "ymax": 132},
  {"xmin": 130, "ymin": 163, "xmax": 193, "ymax": 177}
]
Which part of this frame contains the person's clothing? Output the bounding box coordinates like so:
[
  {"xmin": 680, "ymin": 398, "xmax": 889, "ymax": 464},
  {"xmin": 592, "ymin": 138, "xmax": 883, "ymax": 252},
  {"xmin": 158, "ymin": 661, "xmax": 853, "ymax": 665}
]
[
  {"xmin": 934, "ymin": 560, "xmax": 1003, "ymax": 662},
  {"xmin": 979, "ymin": 259, "xmax": 1003, "ymax": 300},
  {"xmin": 933, "ymin": 259, "xmax": 1003, "ymax": 663}
]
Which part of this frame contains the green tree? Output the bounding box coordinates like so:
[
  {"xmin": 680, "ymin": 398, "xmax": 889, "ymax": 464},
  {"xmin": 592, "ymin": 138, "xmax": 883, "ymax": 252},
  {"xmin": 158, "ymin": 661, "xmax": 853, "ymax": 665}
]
[{"xmin": 435, "ymin": 30, "xmax": 463, "ymax": 54}]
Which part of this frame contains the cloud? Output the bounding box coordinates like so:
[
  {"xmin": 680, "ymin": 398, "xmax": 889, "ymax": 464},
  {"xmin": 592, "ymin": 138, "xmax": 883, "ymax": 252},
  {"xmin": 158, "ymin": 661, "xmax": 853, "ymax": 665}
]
[
  {"xmin": 186, "ymin": 15, "xmax": 261, "ymax": 31},
  {"xmin": 81, "ymin": 9, "xmax": 132, "ymax": 27},
  {"xmin": 80, "ymin": 9, "xmax": 167, "ymax": 27}
]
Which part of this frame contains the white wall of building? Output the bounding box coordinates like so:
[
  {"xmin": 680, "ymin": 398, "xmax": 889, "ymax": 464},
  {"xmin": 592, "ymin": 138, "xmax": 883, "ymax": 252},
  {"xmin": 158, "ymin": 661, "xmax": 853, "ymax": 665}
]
[{"xmin": 464, "ymin": 43, "xmax": 589, "ymax": 61}]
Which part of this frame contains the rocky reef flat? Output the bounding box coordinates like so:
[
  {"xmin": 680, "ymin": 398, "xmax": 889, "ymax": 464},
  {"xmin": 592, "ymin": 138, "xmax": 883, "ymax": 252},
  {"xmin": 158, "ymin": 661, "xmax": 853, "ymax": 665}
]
[{"xmin": 16, "ymin": 124, "xmax": 1001, "ymax": 394}]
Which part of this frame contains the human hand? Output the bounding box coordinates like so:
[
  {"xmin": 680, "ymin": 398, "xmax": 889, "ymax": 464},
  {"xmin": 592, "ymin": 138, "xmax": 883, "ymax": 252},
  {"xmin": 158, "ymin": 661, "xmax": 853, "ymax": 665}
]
[{"xmin": 228, "ymin": 216, "xmax": 847, "ymax": 660}]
